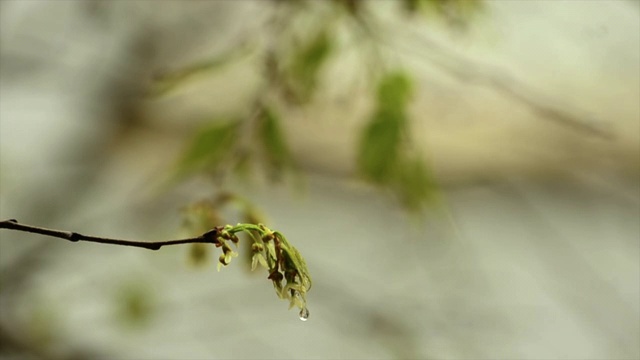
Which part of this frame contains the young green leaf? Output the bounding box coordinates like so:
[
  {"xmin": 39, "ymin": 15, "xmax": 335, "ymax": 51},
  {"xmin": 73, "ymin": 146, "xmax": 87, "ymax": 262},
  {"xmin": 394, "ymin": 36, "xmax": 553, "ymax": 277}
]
[{"xmin": 275, "ymin": 231, "xmax": 312, "ymax": 293}]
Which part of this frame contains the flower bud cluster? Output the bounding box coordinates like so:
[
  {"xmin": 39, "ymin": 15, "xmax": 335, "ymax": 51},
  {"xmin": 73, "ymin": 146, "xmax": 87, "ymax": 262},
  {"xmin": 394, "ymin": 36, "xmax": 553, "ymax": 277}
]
[
  {"xmin": 215, "ymin": 226, "xmax": 239, "ymax": 271},
  {"xmin": 211, "ymin": 223, "xmax": 312, "ymax": 314}
]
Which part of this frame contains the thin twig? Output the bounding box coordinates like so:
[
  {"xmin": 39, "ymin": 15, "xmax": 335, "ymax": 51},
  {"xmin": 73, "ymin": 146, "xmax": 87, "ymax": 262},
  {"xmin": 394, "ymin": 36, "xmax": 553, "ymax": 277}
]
[
  {"xmin": 0, "ymin": 219, "xmax": 313, "ymax": 316},
  {"xmin": 0, "ymin": 219, "xmax": 219, "ymax": 251}
]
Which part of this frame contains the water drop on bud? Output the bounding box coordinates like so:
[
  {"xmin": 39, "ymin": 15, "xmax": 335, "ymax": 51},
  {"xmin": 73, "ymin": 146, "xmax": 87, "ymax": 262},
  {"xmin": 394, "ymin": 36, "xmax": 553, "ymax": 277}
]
[{"xmin": 299, "ymin": 307, "xmax": 309, "ymax": 321}]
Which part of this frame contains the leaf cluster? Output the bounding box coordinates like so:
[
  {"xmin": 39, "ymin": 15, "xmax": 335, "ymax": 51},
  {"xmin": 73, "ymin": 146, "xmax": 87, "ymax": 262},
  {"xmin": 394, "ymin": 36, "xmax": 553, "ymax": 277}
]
[
  {"xmin": 216, "ymin": 223, "xmax": 312, "ymax": 314},
  {"xmin": 181, "ymin": 199, "xmax": 311, "ymax": 315}
]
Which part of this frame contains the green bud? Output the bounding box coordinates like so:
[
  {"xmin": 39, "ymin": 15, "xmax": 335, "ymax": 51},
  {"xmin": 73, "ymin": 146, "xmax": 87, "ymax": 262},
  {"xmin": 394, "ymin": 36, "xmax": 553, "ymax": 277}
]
[
  {"xmin": 222, "ymin": 243, "xmax": 233, "ymax": 255},
  {"xmin": 251, "ymin": 243, "xmax": 264, "ymax": 252}
]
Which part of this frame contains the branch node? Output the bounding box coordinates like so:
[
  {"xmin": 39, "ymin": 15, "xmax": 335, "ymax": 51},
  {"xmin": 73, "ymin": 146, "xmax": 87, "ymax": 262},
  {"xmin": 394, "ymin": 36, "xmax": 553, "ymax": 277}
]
[{"xmin": 203, "ymin": 228, "xmax": 219, "ymax": 243}]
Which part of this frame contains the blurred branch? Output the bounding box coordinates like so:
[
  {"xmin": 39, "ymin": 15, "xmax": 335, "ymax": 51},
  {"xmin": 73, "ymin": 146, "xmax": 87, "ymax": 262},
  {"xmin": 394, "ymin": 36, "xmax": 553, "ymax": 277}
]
[
  {"xmin": 395, "ymin": 29, "xmax": 614, "ymax": 139},
  {"xmin": 355, "ymin": 11, "xmax": 613, "ymax": 139}
]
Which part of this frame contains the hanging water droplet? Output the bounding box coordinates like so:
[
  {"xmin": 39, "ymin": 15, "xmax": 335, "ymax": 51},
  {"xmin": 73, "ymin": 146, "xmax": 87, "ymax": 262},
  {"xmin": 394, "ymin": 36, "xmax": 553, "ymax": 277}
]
[{"xmin": 299, "ymin": 307, "xmax": 309, "ymax": 321}]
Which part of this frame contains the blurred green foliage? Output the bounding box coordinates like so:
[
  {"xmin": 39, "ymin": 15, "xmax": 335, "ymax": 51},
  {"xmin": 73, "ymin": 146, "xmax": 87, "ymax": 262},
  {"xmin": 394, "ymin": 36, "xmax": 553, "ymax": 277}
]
[
  {"xmin": 162, "ymin": 0, "xmax": 477, "ymax": 214},
  {"xmin": 150, "ymin": 46, "xmax": 251, "ymax": 97},
  {"xmin": 174, "ymin": 120, "xmax": 239, "ymax": 179},
  {"xmin": 395, "ymin": 155, "xmax": 436, "ymax": 211},
  {"xmin": 181, "ymin": 199, "xmax": 224, "ymax": 267},
  {"xmin": 115, "ymin": 283, "xmax": 155, "ymax": 328},
  {"xmin": 258, "ymin": 107, "xmax": 296, "ymax": 178},
  {"xmin": 377, "ymin": 72, "xmax": 413, "ymax": 111},
  {"xmin": 172, "ymin": 105, "xmax": 297, "ymax": 185},
  {"xmin": 27, "ymin": 301, "xmax": 59, "ymax": 348},
  {"xmin": 181, "ymin": 194, "xmax": 267, "ymax": 273},
  {"xmin": 358, "ymin": 73, "xmax": 413, "ymax": 183},
  {"xmin": 358, "ymin": 72, "xmax": 436, "ymax": 211},
  {"xmin": 286, "ymin": 29, "xmax": 333, "ymax": 103},
  {"xmin": 358, "ymin": 109, "xmax": 403, "ymax": 184},
  {"xmin": 423, "ymin": 0, "xmax": 484, "ymax": 16},
  {"xmin": 189, "ymin": 242, "xmax": 209, "ymax": 267}
]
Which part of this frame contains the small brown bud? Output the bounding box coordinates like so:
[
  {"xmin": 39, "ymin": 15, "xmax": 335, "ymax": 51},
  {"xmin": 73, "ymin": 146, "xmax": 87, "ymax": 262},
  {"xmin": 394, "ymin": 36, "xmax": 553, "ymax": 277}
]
[
  {"xmin": 229, "ymin": 234, "xmax": 239, "ymax": 244},
  {"xmin": 268, "ymin": 270, "xmax": 283, "ymax": 282}
]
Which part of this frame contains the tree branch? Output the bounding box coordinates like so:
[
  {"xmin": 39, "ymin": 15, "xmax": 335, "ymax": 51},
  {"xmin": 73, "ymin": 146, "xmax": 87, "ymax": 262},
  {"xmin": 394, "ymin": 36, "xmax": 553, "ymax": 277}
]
[
  {"xmin": 0, "ymin": 218, "xmax": 313, "ymax": 317},
  {"xmin": 0, "ymin": 219, "xmax": 219, "ymax": 251}
]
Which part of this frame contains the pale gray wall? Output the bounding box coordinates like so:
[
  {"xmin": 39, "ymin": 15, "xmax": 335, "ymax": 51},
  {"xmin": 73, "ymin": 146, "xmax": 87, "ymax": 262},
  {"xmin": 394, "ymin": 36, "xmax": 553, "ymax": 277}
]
[{"xmin": 1, "ymin": 1, "xmax": 638, "ymax": 359}]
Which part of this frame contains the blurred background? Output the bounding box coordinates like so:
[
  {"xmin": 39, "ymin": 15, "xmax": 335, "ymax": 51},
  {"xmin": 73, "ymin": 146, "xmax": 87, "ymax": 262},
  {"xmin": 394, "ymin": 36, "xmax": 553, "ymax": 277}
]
[{"xmin": 0, "ymin": 0, "xmax": 638, "ymax": 359}]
